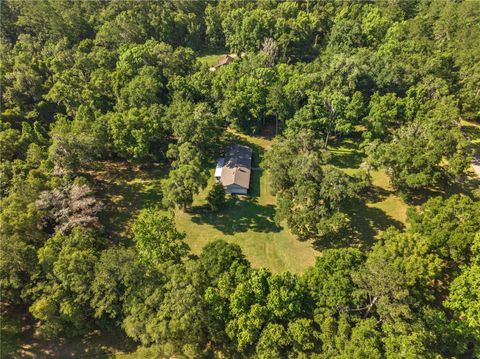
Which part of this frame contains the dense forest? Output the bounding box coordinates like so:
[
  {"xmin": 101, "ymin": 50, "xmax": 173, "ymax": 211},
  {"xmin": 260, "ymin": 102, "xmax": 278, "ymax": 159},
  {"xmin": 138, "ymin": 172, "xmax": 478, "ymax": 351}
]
[{"xmin": 1, "ymin": 0, "xmax": 479, "ymax": 357}]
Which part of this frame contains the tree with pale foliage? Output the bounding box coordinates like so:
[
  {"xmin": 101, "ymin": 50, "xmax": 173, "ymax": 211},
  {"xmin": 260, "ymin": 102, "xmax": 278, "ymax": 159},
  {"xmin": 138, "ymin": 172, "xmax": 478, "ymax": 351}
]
[{"xmin": 36, "ymin": 180, "xmax": 103, "ymax": 233}]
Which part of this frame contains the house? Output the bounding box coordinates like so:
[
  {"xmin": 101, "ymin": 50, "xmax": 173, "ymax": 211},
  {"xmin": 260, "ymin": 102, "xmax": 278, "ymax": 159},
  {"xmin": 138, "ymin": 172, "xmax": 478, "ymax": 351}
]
[
  {"xmin": 216, "ymin": 144, "xmax": 252, "ymax": 195},
  {"xmin": 215, "ymin": 157, "xmax": 224, "ymax": 180},
  {"xmin": 210, "ymin": 54, "xmax": 236, "ymax": 71},
  {"xmin": 216, "ymin": 54, "xmax": 235, "ymax": 68}
]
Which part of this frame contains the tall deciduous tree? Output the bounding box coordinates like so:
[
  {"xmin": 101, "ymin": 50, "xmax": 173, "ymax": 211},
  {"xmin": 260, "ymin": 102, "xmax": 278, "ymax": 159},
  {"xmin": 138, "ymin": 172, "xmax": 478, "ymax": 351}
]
[
  {"xmin": 304, "ymin": 248, "xmax": 365, "ymax": 321},
  {"xmin": 219, "ymin": 66, "xmax": 273, "ymax": 134},
  {"xmin": 363, "ymin": 92, "xmax": 405, "ymax": 140},
  {"xmin": 353, "ymin": 228, "xmax": 443, "ymax": 324},
  {"xmin": 0, "ymin": 178, "xmax": 45, "ymax": 304},
  {"xmin": 162, "ymin": 143, "xmax": 208, "ymax": 211},
  {"xmin": 108, "ymin": 105, "xmax": 167, "ymax": 163},
  {"xmin": 367, "ymin": 107, "xmax": 470, "ymax": 192},
  {"xmin": 206, "ymin": 182, "xmax": 227, "ymax": 212},
  {"xmin": 407, "ymin": 195, "xmax": 480, "ymax": 263},
  {"xmin": 30, "ymin": 228, "xmax": 100, "ymax": 336},
  {"xmin": 91, "ymin": 247, "xmax": 146, "ymax": 326},
  {"xmin": 165, "ymin": 99, "xmax": 222, "ymax": 159},
  {"xmin": 444, "ymin": 234, "xmax": 480, "ymax": 345},
  {"xmin": 48, "ymin": 115, "xmax": 101, "ymax": 177},
  {"xmin": 132, "ymin": 208, "xmax": 189, "ymax": 266},
  {"xmin": 288, "ymin": 89, "xmax": 355, "ymax": 147},
  {"xmin": 265, "ymin": 130, "xmax": 365, "ymax": 241}
]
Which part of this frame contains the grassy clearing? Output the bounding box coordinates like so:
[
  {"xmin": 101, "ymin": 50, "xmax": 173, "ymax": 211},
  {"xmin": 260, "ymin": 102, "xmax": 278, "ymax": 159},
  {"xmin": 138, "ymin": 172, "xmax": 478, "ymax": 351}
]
[
  {"xmin": 93, "ymin": 129, "xmax": 414, "ymax": 273},
  {"xmin": 93, "ymin": 134, "xmax": 319, "ymax": 273},
  {"xmin": 369, "ymin": 171, "xmax": 408, "ymax": 224},
  {"xmin": 327, "ymin": 135, "xmax": 408, "ymax": 239},
  {"xmin": 197, "ymin": 51, "xmax": 228, "ymax": 67},
  {"xmin": 198, "ymin": 54, "xmax": 223, "ymax": 67},
  {"xmin": 90, "ymin": 162, "xmax": 165, "ymax": 240},
  {"xmin": 177, "ymin": 169, "xmax": 318, "ymax": 273}
]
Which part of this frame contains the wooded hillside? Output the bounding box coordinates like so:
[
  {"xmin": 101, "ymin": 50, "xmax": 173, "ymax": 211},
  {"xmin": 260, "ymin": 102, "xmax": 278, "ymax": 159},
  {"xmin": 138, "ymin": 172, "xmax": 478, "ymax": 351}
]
[{"xmin": 1, "ymin": 1, "xmax": 479, "ymax": 357}]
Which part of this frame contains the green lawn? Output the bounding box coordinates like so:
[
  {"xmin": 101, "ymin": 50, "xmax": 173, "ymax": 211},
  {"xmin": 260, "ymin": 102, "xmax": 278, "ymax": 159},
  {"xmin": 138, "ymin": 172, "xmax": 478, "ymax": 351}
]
[
  {"xmin": 461, "ymin": 119, "xmax": 480, "ymax": 154},
  {"xmin": 178, "ymin": 168, "xmax": 318, "ymax": 273},
  {"xmin": 327, "ymin": 135, "xmax": 408, "ymax": 239},
  {"xmin": 93, "ymin": 130, "xmax": 414, "ymax": 273},
  {"xmin": 93, "ymin": 136, "xmax": 319, "ymax": 273},
  {"xmin": 176, "ymin": 131, "xmax": 320, "ymax": 273},
  {"xmin": 197, "ymin": 51, "xmax": 228, "ymax": 67},
  {"xmin": 198, "ymin": 54, "xmax": 223, "ymax": 67}
]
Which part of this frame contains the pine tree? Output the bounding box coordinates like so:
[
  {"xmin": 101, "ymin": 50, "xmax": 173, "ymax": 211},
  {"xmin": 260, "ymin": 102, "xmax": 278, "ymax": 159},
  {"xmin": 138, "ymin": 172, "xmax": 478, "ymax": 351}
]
[{"xmin": 206, "ymin": 182, "xmax": 226, "ymax": 212}]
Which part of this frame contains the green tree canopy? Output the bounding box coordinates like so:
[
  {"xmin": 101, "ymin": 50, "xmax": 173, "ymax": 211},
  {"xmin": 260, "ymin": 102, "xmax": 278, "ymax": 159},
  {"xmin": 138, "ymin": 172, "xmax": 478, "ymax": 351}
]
[
  {"xmin": 132, "ymin": 209, "xmax": 189, "ymax": 266},
  {"xmin": 206, "ymin": 182, "xmax": 227, "ymax": 212}
]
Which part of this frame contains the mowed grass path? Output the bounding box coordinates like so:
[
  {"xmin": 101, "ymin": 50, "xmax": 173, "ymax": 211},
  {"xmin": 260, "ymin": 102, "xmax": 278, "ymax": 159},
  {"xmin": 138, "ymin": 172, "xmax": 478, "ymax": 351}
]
[{"xmin": 93, "ymin": 130, "xmax": 413, "ymax": 273}]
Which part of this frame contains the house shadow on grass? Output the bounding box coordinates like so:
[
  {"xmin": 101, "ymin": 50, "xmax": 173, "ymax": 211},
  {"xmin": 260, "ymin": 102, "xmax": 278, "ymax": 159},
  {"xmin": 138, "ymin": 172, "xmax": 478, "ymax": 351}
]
[
  {"xmin": 191, "ymin": 196, "xmax": 280, "ymax": 235},
  {"xmin": 249, "ymin": 168, "xmax": 262, "ymax": 198}
]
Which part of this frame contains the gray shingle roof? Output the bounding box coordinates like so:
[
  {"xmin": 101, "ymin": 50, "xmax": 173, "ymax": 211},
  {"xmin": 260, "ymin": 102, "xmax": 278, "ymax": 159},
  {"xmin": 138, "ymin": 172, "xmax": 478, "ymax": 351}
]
[{"xmin": 220, "ymin": 144, "xmax": 252, "ymax": 189}]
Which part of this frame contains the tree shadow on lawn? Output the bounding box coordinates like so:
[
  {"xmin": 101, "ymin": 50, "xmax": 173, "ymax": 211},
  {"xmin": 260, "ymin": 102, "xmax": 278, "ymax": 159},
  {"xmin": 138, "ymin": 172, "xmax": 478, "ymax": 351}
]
[
  {"xmin": 257, "ymin": 120, "xmax": 279, "ymax": 141},
  {"xmin": 399, "ymin": 174, "xmax": 480, "ymax": 207},
  {"xmin": 190, "ymin": 196, "xmax": 280, "ymax": 235},
  {"xmin": 328, "ymin": 151, "xmax": 364, "ymax": 169},
  {"xmin": 99, "ymin": 181, "xmax": 163, "ymax": 239},
  {"xmin": 362, "ymin": 184, "xmax": 391, "ymax": 203},
  {"xmin": 2, "ymin": 303, "xmax": 137, "ymax": 358},
  {"xmin": 327, "ymin": 136, "xmax": 365, "ymax": 169},
  {"xmin": 347, "ymin": 198, "xmax": 404, "ymax": 244},
  {"xmin": 93, "ymin": 165, "xmax": 165, "ymax": 240},
  {"xmin": 249, "ymin": 167, "xmax": 262, "ymax": 198},
  {"xmin": 311, "ymin": 198, "xmax": 405, "ymax": 252}
]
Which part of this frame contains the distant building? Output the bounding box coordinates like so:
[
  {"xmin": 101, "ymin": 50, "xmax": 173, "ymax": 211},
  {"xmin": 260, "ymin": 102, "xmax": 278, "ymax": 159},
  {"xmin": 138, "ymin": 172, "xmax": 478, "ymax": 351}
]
[
  {"xmin": 215, "ymin": 144, "xmax": 252, "ymax": 195},
  {"xmin": 210, "ymin": 54, "xmax": 236, "ymax": 71},
  {"xmin": 216, "ymin": 54, "xmax": 235, "ymax": 68}
]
